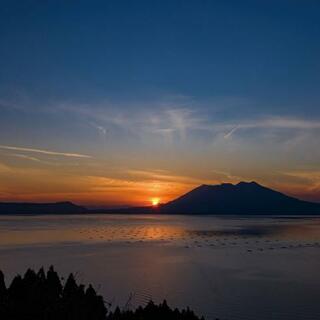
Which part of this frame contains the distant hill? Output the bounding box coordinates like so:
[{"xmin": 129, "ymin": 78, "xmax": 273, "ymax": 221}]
[
  {"xmin": 0, "ymin": 201, "xmax": 88, "ymax": 215},
  {"xmin": 2, "ymin": 182, "xmax": 320, "ymax": 215},
  {"xmin": 160, "ymin": 181, "xmax": 320, "ymax": 214}
]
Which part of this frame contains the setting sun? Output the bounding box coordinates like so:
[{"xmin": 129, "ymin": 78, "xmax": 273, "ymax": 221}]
[{"xmin": 151, "ymin": 198, "xmax": 160, "ymax": 206}]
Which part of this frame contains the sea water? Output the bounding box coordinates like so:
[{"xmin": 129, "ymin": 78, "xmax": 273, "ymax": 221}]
[{"xmin": 0, "ymin": 214, "xmax": 319, "ymax": 320}]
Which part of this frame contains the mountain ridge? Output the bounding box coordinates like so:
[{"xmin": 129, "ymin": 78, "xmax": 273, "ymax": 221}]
[
  {"xmin": 161, "ymin": 181, "xmax": 320, "ymax": 214},
  {"xmin": 1, "ymin": 181, "xmax": 320, "ymax": 215},
  {"xmin": 0, "ymin": 201, "xmax": 88, "ymax": 215}
]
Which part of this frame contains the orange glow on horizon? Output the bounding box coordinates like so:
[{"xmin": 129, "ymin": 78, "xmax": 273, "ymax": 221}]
[
  {"xmin": 151, "ymin": 198, "xmax": 160, "ymax": 206},
  {"xmin": 2, "ymin": 159, "xmax": 319, "ymax": 206}
]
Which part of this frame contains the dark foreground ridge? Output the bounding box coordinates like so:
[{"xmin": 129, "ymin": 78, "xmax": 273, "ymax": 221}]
[
  {"xmin": 0, "ymin": 267, "xmax": 204, "ymax": 320},
  {"xmin": 1, "ymin": 181, "xmax": 320, "ymax": 215}
]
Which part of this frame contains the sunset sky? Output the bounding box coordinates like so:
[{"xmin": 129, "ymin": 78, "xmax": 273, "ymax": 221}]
[{"xmin": 1, "ymin": 0, "xmax": 320, "ymax": 207}]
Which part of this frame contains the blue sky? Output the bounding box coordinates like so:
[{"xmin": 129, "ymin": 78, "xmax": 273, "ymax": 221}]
[{"xmin": 1, "ymin": 0, "xmax": 320, "ymax": 205}]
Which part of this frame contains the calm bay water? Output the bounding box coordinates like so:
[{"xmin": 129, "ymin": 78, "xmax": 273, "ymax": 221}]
[{"xmin": 0, "ymin": 214, "xmax": 320, "ymax": 320}]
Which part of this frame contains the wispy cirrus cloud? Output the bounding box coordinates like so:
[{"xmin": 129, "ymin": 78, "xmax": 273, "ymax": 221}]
[
  {"xmin": 282, "ymin": 170, "xmax": 320, "ymax": 185},
  {"xmin": 9, "ymin": 153, "xmax": 44, "ymax": 163},
  {"xmin": 7, "ymin": 153, "xmax": 58, "ymax": 165},
  {"xmin": 6, "ymin": 94, "xmax": 320, "ymax": 142},
  {"xmin": 126, "ymin": 168, "xmax": 210, "ymax": 185},
  {"xmin": 4, "ymin": 94, "xmax": 320, "ymax": 147},
  {"xmin": 223, "ymin": 125, "xmax": 240, "ymax": 139},
  {"xmin": 222, "ymin": 118, "xmax": 320, "ymax": 139},
  {"xmin": 89, "ymin": 122, "xmax": 108, "ymax": 138},
  {"xmin": 54, "ymin": 97, "xmax": 209, "ymax": 143},
  {"xmin": 64, "ymin": 101, "xmax": 320, "ymax": 140},
  {"xmin": 0, "ymin": 145, "xmax": 92, "ymax": 159}
]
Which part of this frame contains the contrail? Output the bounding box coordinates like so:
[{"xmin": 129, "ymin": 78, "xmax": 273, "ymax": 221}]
[
  {"xmin": 224, "ymin": 125, "xmax": 239, "ymax": 139},
  {"xmin": 0, "ymin": 145, "xmax": 92, "ymax": 158}
]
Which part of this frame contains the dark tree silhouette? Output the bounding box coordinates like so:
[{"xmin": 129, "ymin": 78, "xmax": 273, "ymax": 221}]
[
  {"xmin": 0, "ymin": 267, "xmax": 204, "ymax": 320},
  {"xmin": 0, "ymin": 266, "xmax": 107, "ymax": 320},
  {"xmin": 107, "ymin": 299, "xmax": 204, "ymax": 320}
]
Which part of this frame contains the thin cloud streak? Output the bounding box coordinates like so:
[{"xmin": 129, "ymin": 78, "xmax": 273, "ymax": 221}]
[
  {"xmin": 222, "ymin": 118, "xmax": 320, "ymax": 134},
  {"xmin": 13, "ymin": 98, "xmax": 320, "ymax": 143},
  {"xmin": 9, "ymin": 153, "xmax": 43, "ymax": 163},
  {"xmin": 61, "ymin": 102, "xmax": 320, "ymax": 136},
  {"xmin": 89, "ymin": 122, "xmax": 108, "ymax": 137},
  {"xmin": 7, "ymin": 153, "xmax": 59, "ymax": 166},
  {"xmin": 223, "ymin": 125, "xmax": 240, "ymax": 139},
  {"xmin": 0, "ymin": 145, "xmax": 92, "ymax": 159}
]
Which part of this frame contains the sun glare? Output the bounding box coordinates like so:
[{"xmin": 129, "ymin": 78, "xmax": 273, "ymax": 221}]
[{"xmin": 151, "ymin": 198, "xmax": 160, "ymax": 206}]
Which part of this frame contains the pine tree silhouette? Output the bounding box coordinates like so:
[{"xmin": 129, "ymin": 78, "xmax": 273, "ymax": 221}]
[{"xmin": 0, "ymin": 267, "xmax": 204, "ymax": 320}]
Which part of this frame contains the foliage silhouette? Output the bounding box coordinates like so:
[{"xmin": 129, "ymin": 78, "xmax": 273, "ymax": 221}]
[
  {"xmin": 0, "ymin": 266, "xmax": 106, "ymax": 320},
  {"xmin": 108, "ymin": 299, "xmax": 205, "ymax": 320},
  {"xmin": 0, "ymin": 267, "xmax": 204, "ymax": 320}
]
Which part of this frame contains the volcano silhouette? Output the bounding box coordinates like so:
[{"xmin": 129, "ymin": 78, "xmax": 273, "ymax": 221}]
[{"xmin": 160, "ymin": 181, "xmax": 320, "ymax": 214}]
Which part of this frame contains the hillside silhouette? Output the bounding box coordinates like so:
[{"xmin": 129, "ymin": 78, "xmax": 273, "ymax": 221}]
[
  {"xmin": 0, "ymin": 201, "xmax": 87, "ymax": 215},
  {"xmin": 161, "ymin": 181, "xmax": 320, "ymax": 214},
  {"xmin": 102, "ymin": 181, "xmax": 320, "ymax": 215},
  {"xmin": 1, "ymin": 182, "xmax": 320, "ymax": 215}
]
